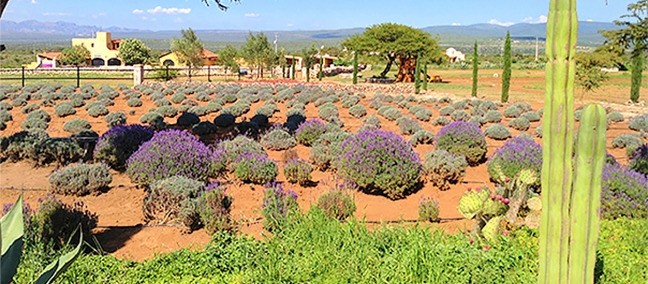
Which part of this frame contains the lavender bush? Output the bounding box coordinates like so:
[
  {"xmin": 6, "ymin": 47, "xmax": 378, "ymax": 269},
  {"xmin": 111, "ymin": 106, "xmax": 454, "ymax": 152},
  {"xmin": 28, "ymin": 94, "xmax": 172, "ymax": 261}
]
[
  {"xmin": 436, "ymin": 121, "xmax": 487, "ymax": 165},
  {"xmin": 487, "ymin": 136, "xmax": 542, "ymax": 185},
  {"xmin": 127, "ymin": 130, "xmax": 221, "ymax": 185},
  {"xmin": 94, "ymin": 124, "xmax": 154, "ymax": 171},
  {"xmin": 316, "ymin": 190, "xmax": 356, "ymax": 221},
  {"xmin": 217, "ymin": 135, "xmax": 266, "ymax": 171},
  {"xmin": 262, "ymin": 183, "xmax": 299, "ymax": 232},
  {"xmin": 283, "ymin": 158, "xmax": 313, "ymax": 186},
  {"xmin": 295, "ymin": 119, "xmax": 327, "ymax": 146},
  {"xmin": 49, "ymin": 163, "xmax": 112, "ymax": 196},
  {"xmin": 234, "ymin": 152, "xmax": 278, "ymax": 185},
  {"xmin": 197, "ymin": 182, "xmax": 233, "ymax": 234},
  {"xmin": 601, "ymin": 164, "xmax": 648, "ymax": 219},
  {"xmin": 629, "ymin": 144, "xmax": 647, "ymax": 176},
  {"xmin": 423, "ymin": 150, "xmax": 468, "ymax": 191},
  {"xmin": 310, "ymin": 131, "xmax": 351, "ymax": 171},
  {"xmin": 261, "ymin": 128, "xmax": 297, "ymax": 151},
  {"xmin": 418, "ymin": 197, "xmax": 440, "ymax": 222},
  {"xmin": 336, "ymin": 130, "xmax": 421, "ymax": 200},
  {"xmin": 143, "ymin": 176, "xmax": 203, "ymax": 233}
]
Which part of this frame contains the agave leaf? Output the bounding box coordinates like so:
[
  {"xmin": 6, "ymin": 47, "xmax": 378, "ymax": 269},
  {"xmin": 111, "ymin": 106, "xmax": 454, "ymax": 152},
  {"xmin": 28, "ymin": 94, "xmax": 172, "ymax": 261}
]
[
  {"xmin": 0, "ymin": 196, "xmax": 24, "ymax": 284},
  {"xmin": 34, "ymin": 229, "xmax": 83, "ymax": 284}
]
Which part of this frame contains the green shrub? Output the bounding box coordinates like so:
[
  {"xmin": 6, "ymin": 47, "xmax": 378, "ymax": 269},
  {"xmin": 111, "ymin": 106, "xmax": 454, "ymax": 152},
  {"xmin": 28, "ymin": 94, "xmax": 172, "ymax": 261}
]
[
  {"xmin": 283, "ymin": 158, "xmax": 313, "ymax": 186},
  {"xmin": 262, "ymin": 183, "xmax": 299, "ymax": 232},
  {"xmin": 396, "ymin": 117, "xmax": 422, "ymax": 135},
  {"xmin": 310, "ymin": 131, "xmax": 351, "ymax": 171},
  {"xmin": 450, "ymin": 110, "xmax": 470, "ymax": 121},
  {"xmin": 318, "ymin": 102, "xmax": 339, "ymax": 122},
  {"xmin": 0, "ymin": 109, "xmax": 12, "ymax": 123},
  {"xmin": 418, "ymin": 197, "xmax": 440, "ymax": 222},
  {"xmin": 316, "ymin": 191, "xmax": 356, "ymax": 221},
  {"xmin": 436, "ymin": 121, "xmax": 487, "ymax": 165},
  {"xmin": 71, "ymin": 97, "xmax": 85, "ymax": 108},
  {"xmin": 139, "ymin": 112, "xmax": 165, "ymax": 129},
  {"xmin": 261, "ymin": 128, "xmax": 297, "ymax": 151},
  {"xmin": 503, "ymin": 105, "xmax": 522, "ymax": 118},
  {"xmin": 431, "ymin": 116, "xmax": 451, "ymax": 126},
  {"xmin": 21, "ymin": 103, "xmax": 39, "ymax": 114},
  {"xmin": 171, "ymin": 93, "xmax": 186, "ymax": 104},
  {"xmin": 157, "ymin": 105, "xmax": 178, "ymax": 118},
  {"xmin": 49, "ymin": 163, "xmax": 112, "ymax": 196},
  {"xmin": 217, "ymin": 135, "xmax": 266, "ymax": 171},
  {"xmin": 295, "ymin": 120, "xmax": 327, "ymax": 146},
  {"xmin": 21, "ymin": 118, "xmax": 48, "ymax": 131},
  {"xmin": 143, "ymin": 176, "xmax": 203, "ymax": 233},
  {"xmin": 63, "ymin": 118, "xmax": 91, "ymax": 134},
  {"xmin": 439, "ymin": 106, "xmax": 455, "ymax": 116},
  {"xmin": 25, "ymin": 109, "xmax": 51, "ymax": 122},
  {"xmin": 521, "ymin": 111, "xmax": 541, "ymax": 122},
  {"xmin": 55, "ymin": 102, "xmax": 76, "ymax": 117},
  {"xmin": 607, "ymin": 111, "xmax": 624, "ymax": 123},
  {"xmin": 127, "ymin": 98, "xmax": 143, "ymax": 107},
  {"xmin": 104, "ymin": 111, "xmax": 126, "ymax": 127},
  {"xmin": 234, "ymin": 153, "xmax": 278, "ymax": 185},
  {"xmin": 414, "ymin": 109, "xmax": 433, "ymax": 121},
  {"xmin": 348, "ymin": 104, "xmax": 367, "ymax": 118},
  {"xmin": 483, "ymin": 110, "xmax": 502, "ymax": 123},
  {"xmin": 197, "ymin": 182, "xmax": 233, "ymax": 234},
  {"xmin": 508, "ymin": 117, "xmax": 530, "ymax": 131},
  {"xmin": 409, "ymin": 130, "xmax": 434, "ymax": 146},
  {"xmin": 87, "ymin": 104, "xmax": 109, "ymax": 117},
  {"xmin": 611, "ymin": 134, "xmax": 642, "ymax": 150},
  {"xmin": 423, "ymin": 150, "xmax": 467, "ymax": 191},
  {"xmin": 485, "ymin": 124, "xmax": 512, "ymax": 140}
]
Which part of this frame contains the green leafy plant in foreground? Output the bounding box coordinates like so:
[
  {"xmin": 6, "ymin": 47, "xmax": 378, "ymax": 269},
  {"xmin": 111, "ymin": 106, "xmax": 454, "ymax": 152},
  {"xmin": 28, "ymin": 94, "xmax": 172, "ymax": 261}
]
[{"xmin": 1, "ymin": 196, "xmax": 82, "ymax": 284}]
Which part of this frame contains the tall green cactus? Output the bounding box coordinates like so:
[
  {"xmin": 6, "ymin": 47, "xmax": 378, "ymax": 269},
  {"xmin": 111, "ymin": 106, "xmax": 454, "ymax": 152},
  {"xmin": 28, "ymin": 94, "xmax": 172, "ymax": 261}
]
[
  {"xmin": 539, "ymin": 0, "xmax": 607, "ymax": 283},
  {"xmin": 352, "ymin": 50, "xmax": 358, "ymax": 85}
]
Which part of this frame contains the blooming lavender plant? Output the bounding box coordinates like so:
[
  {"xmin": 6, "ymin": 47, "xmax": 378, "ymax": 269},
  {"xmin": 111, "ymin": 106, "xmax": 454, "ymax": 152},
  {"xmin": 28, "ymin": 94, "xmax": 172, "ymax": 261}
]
[
  {"xmin": 295, "ymin": 119, "xmax": 327, "ymax": 146},
  {"xmin": 336, "ymin": 129, "xmax": 421, "ymax": 200},
  {"xmin": 436, "ymin": 121, "xmax": 487, "ymax": 165},
  {"xmin": 197, "ymin": 181, "xmax": 233, "ymax": 234},
  {"xmin": 234, "ymin": 152, "xmax": 278, "ymax": 185},
  {"xmin": 94, "ymin": 124, "xmax": 154, "ymax": 171},
  {"xmin": 126, "ymin": 129, "xmax": 221, "ymax": 185},
  {"xmin": 601, "ymin": 163, "xmax": 648, "ymax": 219},
  {"xmin": 487, "ymin": 136, "xmax": 542, "ymax": 186},
  {"xmin": 283, "ymin": 158, "xmax": 313, "ymax": 186},
  {"xmin": 262, "ymin": 183, "xmax": 299, "ymax": 232},
  {"xmin": 629, "ymin": 144, "xmax": 648, "ymax": 176}
]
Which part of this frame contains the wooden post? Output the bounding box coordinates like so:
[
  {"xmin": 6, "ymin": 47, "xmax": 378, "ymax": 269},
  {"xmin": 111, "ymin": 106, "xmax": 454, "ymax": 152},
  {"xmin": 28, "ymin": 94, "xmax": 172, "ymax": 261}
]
[
  {"xmin": 21, "ymin": 66, "xmax": 25, "ymax": 87},
  {"xmin": 76, "ymin": 65, "xmax": 80, "ymax": 88}
]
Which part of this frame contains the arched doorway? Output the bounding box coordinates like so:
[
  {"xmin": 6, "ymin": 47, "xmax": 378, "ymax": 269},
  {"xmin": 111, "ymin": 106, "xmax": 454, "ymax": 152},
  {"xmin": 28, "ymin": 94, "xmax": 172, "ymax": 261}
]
[
  {"xmin": 163, "ymin": 59, "xmax": 175, "ymax": 66},
  {"xmin": 92, "ymin": 58, "xmax": 105, "ymax": 67},
  {"xmin": 107, "ymin": 58, "xmax": 122, "ymax": 66}
]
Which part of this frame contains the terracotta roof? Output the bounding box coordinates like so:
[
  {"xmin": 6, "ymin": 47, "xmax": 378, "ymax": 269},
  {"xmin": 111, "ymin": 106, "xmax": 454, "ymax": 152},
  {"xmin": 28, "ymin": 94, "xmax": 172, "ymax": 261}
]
[
  {"xmin": 201, "ymin": 49, "xmax": 218, "ymax": 58},
  {"xmin": 38, "ymin": 51, "xmax": 62, "ymax": 60}
]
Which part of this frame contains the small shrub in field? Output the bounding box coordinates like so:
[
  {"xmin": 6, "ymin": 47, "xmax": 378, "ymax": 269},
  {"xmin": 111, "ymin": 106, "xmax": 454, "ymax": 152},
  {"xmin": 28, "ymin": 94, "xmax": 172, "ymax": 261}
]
[
  {"xmin": 341, "ymin": 95, "xmax": 360, "ymax": 108},
  {"xmin": 629, "ymin": 144, "xmax": 648, "ymax": 176},
  {"xmin": 436, "ymin": 121, "xmax": 487, "ymax": 166},
  {"xmin": 348, "ymin": 104, "xmax": 367, "ymax": 118},
  {"xmin": 601, "ymin": 163, "xmax": 648, "ymax": 219},
  {"xmin": 21, "ymin": 117, "xmax": 48, "ymax": 131},
  {"xmin": 0, "ymin": 109, "xmax": 12, "ymax": 123},
  {"xmin": 612, "ymin": 133, "xmax": 642, "ymax": 151},
  {"xmin": 154, "ymin": 98, "xmax": 171, "ymax": 107},
  {"xmin": 176, "ymin": 112, "xmax": 200, "ymax": 127},
  {"xmin": 0, "ymin": 130, "xmax": 83, "ymax": 166},
  {"xmin": 423, "ymin": 150, "xmax": 467, "ymax": 191},
  {"xmin": 94, "ymin": 124, "xmax": 154, "ymax": 171},
  {"xmin": 63, "ymin": 118, "xmax": 91, "ymax": 134},
  {"xmin": 439, "ymin": 106, "xmax": 455, "ymax": 116},
  {"xmin": 261, "ymin": 128, "xmax": 297, "ymax": 150},
  {"xmin": 295, "ymin": 119, "xmax": 327, "ymax": 146},
  {"xmin": 127, "ymin": 97, "xmax": 143, "ymax": 107},
  {"xmin": 0, "ymin": 101, "xmax": 13, "ymax": 111},
  {"xmin": 26, "ymin": 109, "xmax": 51, "ymax": 122},
  {"xmin": 469, "ymin": 115, "xmax": 485, "ymax": 126},
  {"xmin": 157, "ymin": 105, "xmax": 178, "ymax": 118},
  {"xmin": 318, "ymin": 102, "xmax": 339, "ymax": 122},
  {"xmin": 409, "ymin": 130, "xmax": 434, "ymax": 146},
  {"xmin": 21, "ymin": 104, "xmax": 39, "ymax": 114},
  {"xmin": 521, "ymin": 111, "xmax": 541, "ymax": 122},
  {"xmin": 87, "ymin": 104, "xmax": 109, "ymax": 117},
  {"xmin": 143, "ymin": 176, "xmax": 203, "ymax": 233},
  {"xmin": 452, "ymin": 100, "xmax": 468, "ymax": 110},
  {"xmin": 396, "ymin": 117, "xmax": 422, "ymax": 135},
  {"xmin": 28, "ymin": 194, "xmax": 97, "ymax": 250},
  {"xmin": 418, "ymin": 198, "xmax": 440, "ymax": 222},
  {"xmin": 262, "ymin": 183, "xmax": 299, "ymax": 232},
  {"xmin": 503, "ymin": 105, "xmax": 522, "ymax": 118},
  {"xmin": 310, "ymin": 131, "xmax": 351, "ymax": 170},
  {"xmin": 606, "ymin": 111, "xmax": 624, "ymax": 123},
  {"xmin": 127, "ymin": 130, "xmax": 221, "ymax": 185},
  {"xmin": 214, "ymin": 113, "xmax": 236, "ymax": 128},
  {"xmin": 508, "ymin": 117, "xmax": 530, "ymax": 131},
  {"xmin": 337, "ymin": 130, "xmax": 421, "ymax": 200},
  {"xmin": 382, "ymin": 108, "xmax": 402, "ymax": 121},
  {"xmin": 316, "ymin": 191, "xmax": 356, "ymax": 220},
  {"xmin": 217, "ymin": 135, "xmax": 266, "ymax": 171},
  {"xmin": 49, "ymin": 163, "xmax": 112, "ymax": 196},
  {"xmin": 432, "ymin": 116, "xmax": 451, "ymax": 126},
  {"xmin": 283, "ymin": 158, "xmax": 313, "ymax": 185},
  {"xmin": 485, "ymin": 124, "xmax": 512, "ymax": 140},
  {"xmin": 363, "ymin": 115, "xmax": 381, "ymax": 129},
  {"xmin": 483, "ymin": 110, "xmax": 502, "ymax": 123},
  {"xmin": 487, "ymin": 136, "xmax": 542, "ymax": 185},
  {"xmin": 104, "ymin": 111, "xmax": 126, "ymax": 127},
  {"xmin": 234, "ymin": 153, "xmax": 278, "ymax": 184},
  {"xmin": 171, "ymin": 93, "xmax": 186, "ymax": 104},
  {"xmin": 55, "ymin": 102, "xmax": 76, "ymax": 117},
  {"xmin": 450, "ymin": 110, "xmax": 470, "ymax": 121},
  {"xmin": 197, "ymin": 182, "xmax": 233, "ymax": 234},
  {"xmin": 414, "ymin": 109, "xmax": 433, "ymax": 121}
]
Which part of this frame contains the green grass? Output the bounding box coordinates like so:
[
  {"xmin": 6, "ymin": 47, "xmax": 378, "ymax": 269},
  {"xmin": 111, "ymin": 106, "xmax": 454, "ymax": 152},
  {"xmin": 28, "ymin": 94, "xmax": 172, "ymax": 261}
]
[{"xmin": 14, "ymin": 210, "xmax": 647, "ymax": 283}]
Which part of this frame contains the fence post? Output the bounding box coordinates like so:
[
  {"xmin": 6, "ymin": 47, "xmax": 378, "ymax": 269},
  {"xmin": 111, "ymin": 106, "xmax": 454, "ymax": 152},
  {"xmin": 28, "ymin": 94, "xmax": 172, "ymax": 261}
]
[
  {"xmin": 188, "ymin": 67, "xmax": 192, "ymax": 82},
  {"xmin": 76, "ymin": 65, "xmax": 80, "ymax": 88},
  {"xmin": 21, "ymin": 66, "xmax": 25, "ymax": 87},
  {"xmin": 208, "ymin": 65, "xmax": 211, "ymax": 82},
  {"xmin": 133, "ymin": 64, "xmax": 144, "ymax": 86},
  {"xmin": 165, "ymin": 65, "xmax": 169, "ymax": 81}
]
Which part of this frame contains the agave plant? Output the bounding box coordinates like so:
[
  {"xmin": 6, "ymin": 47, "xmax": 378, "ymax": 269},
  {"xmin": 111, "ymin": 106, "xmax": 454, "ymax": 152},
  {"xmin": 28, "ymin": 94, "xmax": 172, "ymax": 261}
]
[{"xmin": 1, "ymin": 196, "xmax": 82, "ymax": 284}]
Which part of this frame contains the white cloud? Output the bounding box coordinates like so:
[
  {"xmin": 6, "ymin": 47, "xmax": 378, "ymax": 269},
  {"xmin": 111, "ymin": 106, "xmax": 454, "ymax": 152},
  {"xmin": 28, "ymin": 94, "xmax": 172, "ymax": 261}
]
[
  {"xmin": 451, "ymin": 23, "xmax": 461, "ymax": 26},
  {"xmin": 31, "ymin": 0, "xmax": 37, "ymax": 4},
  {"xmin": 522, "ymin": 15, "xmax": 548, "ymax": 24},
  {"xmin": 286, "ymin": 23, "xmax": 294, "ymax": 27},
  {"xmin": 132, "ymin": 9, "xmax": 144, "ymax": 14},
  {"xmin": 244, "ymin": 12, "xmax": 260, "ymax": 17},
  {"xmin": 488, "ymin": 19, "xmax": 514, "ymax": 27},
  {"xmin": 587, "ymin": 19, "xmax": 593, "ymax": 22},
  {"xmin": 146, "ymin": 6, "xmax": 191, "ymax": 15}
]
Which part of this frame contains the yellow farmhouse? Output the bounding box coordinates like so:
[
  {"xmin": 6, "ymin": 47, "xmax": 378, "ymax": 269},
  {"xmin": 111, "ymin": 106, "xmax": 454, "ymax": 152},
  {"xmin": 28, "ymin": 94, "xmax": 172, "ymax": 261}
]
[
  {"xmin": 159, "ymin": 49, "xmax": 219, "ymax": 67},
  {"xmin": 72, "ymin": 32, "xmax": 123, "ymax": 66}
]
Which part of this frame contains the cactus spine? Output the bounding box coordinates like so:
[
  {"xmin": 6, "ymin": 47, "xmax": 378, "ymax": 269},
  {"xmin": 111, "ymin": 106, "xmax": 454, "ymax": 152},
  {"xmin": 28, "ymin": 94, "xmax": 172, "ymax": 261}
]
[
  {"xmin": 352, "ymin": 50, "xmax": 358, "ymax": 85},
  {"xmin": 472, "ymin": 41, "xmax": 479, "ymax": 97},
  {"xmin": 539, "ymin": 0, "xmax": 607, "ymax": 283},
  {"xmin": 501, "ymin": 31, "xmax": 511, "ymax": 103}
]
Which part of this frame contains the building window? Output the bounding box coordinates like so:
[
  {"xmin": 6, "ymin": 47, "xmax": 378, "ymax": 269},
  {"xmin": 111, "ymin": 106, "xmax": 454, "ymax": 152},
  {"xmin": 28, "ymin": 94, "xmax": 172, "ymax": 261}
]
[{"xmin": 91, "ymin": 43, "xmax": 94, "ymax": 48}]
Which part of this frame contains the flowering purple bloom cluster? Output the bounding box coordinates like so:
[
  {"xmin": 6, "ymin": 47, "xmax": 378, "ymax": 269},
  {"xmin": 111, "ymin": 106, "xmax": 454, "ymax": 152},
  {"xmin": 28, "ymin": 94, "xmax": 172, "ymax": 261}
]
[
  {"xmin": 337, "ymin": 129, "xmax": 421, "ymax": 200},
  {"xmin": 629, "ymin": 144, "xmax": 647, "ymax": 176},
  {"xmin": 601, "ymin": 163, "xmax": 648, "ymax": 219},
  {"xmin": 295, "ymin": 119, "xmax": 327, "ymax": 146},
  {"xmin": 436, "ymin": 121, "xmax": 487, "ymax": 165},
  {"xmin": 94, "ymin": 124, "xmax": 154, "ymax": 171},
  {"xmin": 262, "ymin": 182, "xmax": 299, "ymax": 232},
  {"xmin": 234, "ymin": 152, "xmax": 278, "ymax": 185},
  {"xmin": 487, "ymin": 136, "xmax": 542, "ymax": 185},
  {"xmin": 126, "ymin": 129, "xmax": 221, "ymax": 185}
]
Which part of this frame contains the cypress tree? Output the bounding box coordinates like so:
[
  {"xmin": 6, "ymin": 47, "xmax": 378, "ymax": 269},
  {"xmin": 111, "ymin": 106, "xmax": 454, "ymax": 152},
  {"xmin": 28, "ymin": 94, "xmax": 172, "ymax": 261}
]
[
  {"xmin": 630, "ymin": 44, "xmax": 644, "ymax": 103},
  {"xmin": 472, "ymin": 41, "xmax": 479, "ymax": 97},
  {"xmin": 422, "ymin": 63, "xmax": 428, "ymax": 91},
  {"xmin": 414, "ymin": 54, "xmax": 421, "ymax": 94},
  {"xmin": 291, "ymin": 58, "xmax": 296, "ymax": 80},
  {"xmin": 501, "ymin": 31, "xmax": 512, "ymax": 103},
  {"xmin": 352, "ymin": 50, "xmax": 358, "ymax": 84}
]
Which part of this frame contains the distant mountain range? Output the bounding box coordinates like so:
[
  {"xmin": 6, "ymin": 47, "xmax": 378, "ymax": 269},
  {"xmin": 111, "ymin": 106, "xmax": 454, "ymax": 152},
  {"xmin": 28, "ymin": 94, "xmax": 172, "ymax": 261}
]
[{"xmin": 0, "ymin": 19, "xmax": 618, "ymax": 48}]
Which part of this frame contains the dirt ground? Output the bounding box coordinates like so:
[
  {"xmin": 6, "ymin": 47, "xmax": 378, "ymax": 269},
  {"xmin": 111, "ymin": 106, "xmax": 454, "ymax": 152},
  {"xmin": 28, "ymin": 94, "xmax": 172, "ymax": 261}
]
[{"xmin": 0, "ymin": 73, "xmax": 645, "ymax": 261}]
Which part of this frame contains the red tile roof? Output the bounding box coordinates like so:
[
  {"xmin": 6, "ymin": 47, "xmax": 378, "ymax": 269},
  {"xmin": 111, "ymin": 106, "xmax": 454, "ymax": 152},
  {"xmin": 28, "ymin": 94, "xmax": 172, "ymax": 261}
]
[{"xmin": 38, "ymin": 52, "xmax": 62, "ymax": 60}]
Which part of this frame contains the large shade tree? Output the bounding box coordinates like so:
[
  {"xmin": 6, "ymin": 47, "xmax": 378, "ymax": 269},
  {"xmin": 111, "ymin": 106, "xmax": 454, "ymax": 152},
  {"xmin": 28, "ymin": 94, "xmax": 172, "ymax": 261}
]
[
  {"xmin": 342, "ymin": 23, "xmax": 440, "ymax": 82},
  {"xmin": 118, "ymin": 38, "xmax": 152, "ymax": 65},
  {"xmin": 241, "ymin": 32, "xmax": 274, "ymax": 78},
  {"xmin": 171, "ymin": 28, "xmax": 204, "ymax": 81},
  {"xmin": 601, "ymin": 0, "xmax": 648, "ymax": 103},
  {"xmin": 59, "ymin": 45, "xmax": 90, "ymax": 66},
  {"xmin": 219, "ymin": 44, "xmax": 240, "ymax": 79}
]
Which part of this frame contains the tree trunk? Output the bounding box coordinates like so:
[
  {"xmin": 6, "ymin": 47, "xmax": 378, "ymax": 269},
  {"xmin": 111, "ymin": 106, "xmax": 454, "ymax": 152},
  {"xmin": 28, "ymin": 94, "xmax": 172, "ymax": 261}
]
[
  {"xmin": 380, "ymin": 54, "xmax": 396, "ymax": 78},
  {"xmin": 396, "ymin": 55, "xmax": 416, "ymax": 83}
]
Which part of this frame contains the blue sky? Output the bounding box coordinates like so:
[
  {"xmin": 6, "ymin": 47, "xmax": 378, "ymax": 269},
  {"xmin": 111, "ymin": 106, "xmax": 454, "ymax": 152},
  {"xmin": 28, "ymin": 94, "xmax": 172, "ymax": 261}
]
[{"xmin": 2, "ymin": 0, "xmax": 635, "ymax": 31}]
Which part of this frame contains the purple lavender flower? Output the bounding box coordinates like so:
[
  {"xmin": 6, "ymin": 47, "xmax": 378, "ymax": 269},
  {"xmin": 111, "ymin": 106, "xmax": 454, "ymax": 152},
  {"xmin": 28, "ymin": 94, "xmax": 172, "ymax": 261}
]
[
  {"xmin": 94, "ymin": 124, "xmax": 154, "ymax": 171},
  {"xmin": 262, "ymin": 183, "xmax": 299, "ymax": 232},
  {"xmin": 487, "ymin": 136, "xmax": 542, "ymax": 185},
  {"xmin": 436, "ymin": 121, "xmax": 487, "ymax": 165},
  {"xmin": 601, "ymin": 163, "xmax": 648, "ymax": 219}
]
